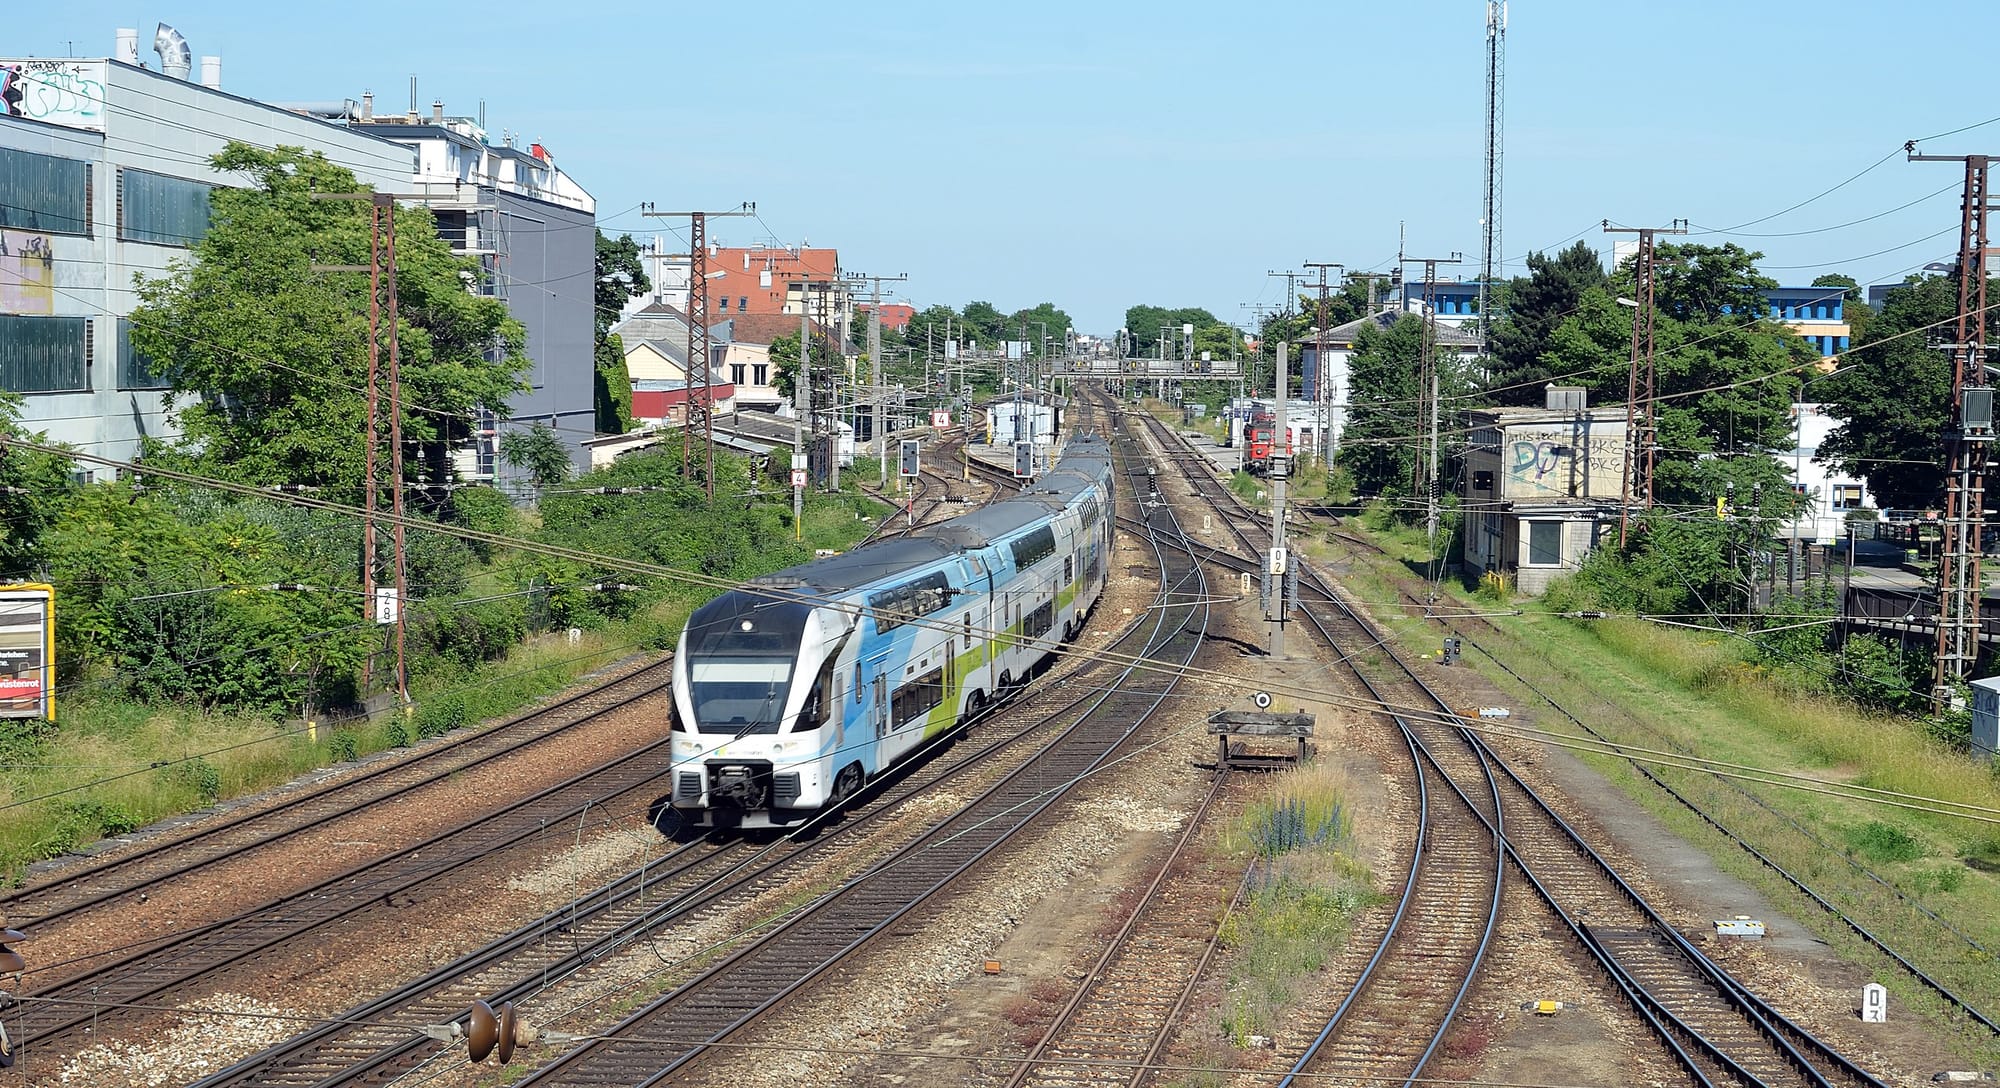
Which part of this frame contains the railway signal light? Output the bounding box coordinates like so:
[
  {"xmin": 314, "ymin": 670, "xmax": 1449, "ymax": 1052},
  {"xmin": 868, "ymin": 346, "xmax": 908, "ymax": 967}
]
[
  {"xmin": 900, "ymin": 439, "xmax": 921, "ymax": 478},
  {"xmin": 1013, "ymin": 441, "xmax": 1035, "ymax": 478}
]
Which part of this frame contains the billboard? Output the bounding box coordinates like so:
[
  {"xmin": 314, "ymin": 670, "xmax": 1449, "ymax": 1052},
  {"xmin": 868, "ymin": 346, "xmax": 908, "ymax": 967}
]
[
  {"xmin": 0, "ymin": 60, "xmax": 109, "ymax": 131},
  {"xmin": 0, "ymin": 584, "xmax": 54, "ymax": 720}
]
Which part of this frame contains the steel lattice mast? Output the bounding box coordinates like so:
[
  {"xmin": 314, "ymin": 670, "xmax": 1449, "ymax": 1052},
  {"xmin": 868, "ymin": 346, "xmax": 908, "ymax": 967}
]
[{"xmin": 1479, "ymin": 1, "xmax": 1506, "ymax": 342}]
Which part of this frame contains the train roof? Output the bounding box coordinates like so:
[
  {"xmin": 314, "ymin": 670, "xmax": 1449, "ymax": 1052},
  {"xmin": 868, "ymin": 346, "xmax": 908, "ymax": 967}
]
[
  {"xmin": 748, "ymin": 536, "xmax": 955, "ymax": 594},
  {"xmin": 743, "ymin": 436, "xmax": 1113, "ymax": 596}
]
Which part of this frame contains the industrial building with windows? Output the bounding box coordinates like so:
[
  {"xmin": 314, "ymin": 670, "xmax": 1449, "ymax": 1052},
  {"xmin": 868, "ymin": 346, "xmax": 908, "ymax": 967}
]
[
  {"xmin": 1, "ymin": 25, "xmax": 600, "ymax": 483},
  {"xmin": 0, "ymin": 29, "xmax": 412, "ymax": 474}
]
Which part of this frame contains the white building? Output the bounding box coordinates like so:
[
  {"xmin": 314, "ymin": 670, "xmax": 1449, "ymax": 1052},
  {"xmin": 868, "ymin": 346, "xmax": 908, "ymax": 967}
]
[
  {"xmin": 0, "ymin": 28, "xmax": 412, "ymax": 474},
  {"xmin": 1789, "ymin": 402, "xmax": 1872, "ymax": 542}
]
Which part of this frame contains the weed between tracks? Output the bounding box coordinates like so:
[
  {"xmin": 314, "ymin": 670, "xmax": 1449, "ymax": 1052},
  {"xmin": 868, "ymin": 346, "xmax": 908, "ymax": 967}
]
[{"xmin": 1209, "ymin": 762, "xmax": 1378, "ymax": 1049}]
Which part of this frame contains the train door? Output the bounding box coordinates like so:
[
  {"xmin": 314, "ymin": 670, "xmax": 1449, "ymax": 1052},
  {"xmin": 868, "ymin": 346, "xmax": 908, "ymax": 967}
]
[{"xmin": 865, "ymin": 650, "xmax": 891, "ymax": 747}]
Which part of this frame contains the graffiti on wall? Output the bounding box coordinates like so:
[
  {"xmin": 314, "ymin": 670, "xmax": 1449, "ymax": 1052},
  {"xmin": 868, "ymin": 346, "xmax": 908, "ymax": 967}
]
[
  {"xmin": 0, "ymin": 230, "xmax": 55, "ymax": 315},
  {"xmin": 0, "ymin": 60, "xmax": 107, "ymax": 131},
  {"xmin": 1502, "ymin": 424, "xmax": 1624, "ymax": 500}
]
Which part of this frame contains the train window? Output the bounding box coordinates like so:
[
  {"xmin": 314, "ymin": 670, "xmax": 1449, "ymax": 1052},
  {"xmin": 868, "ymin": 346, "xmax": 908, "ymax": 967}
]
[
  {"xmin": 1009, "ymin": 527, "xmax": 1056, "ymax": 568},
  {"xmin": 1026, "ymin": 602, "xmax": 1054, "ymax": 638},
  {"xmin": 962, "ymin": 614, "xmax": 972, "ymax": 650},
  {"xmin": 854, "ymin": 662, "xmax": 864, "ymax": 703},
  {"xmin": 1064, "ymin": 557, "xmax": 1073, "ymax": 582},
  {"xmin": 795, "ymin": 655, "xmax": 840, "ymax": 732},
  {"xmin": 868, "ymin": 572, "xmax": 953, "ymax": 633},
  {"xmin": 890, "ymin": 669, "xmax": 945, "ymax": 729}
]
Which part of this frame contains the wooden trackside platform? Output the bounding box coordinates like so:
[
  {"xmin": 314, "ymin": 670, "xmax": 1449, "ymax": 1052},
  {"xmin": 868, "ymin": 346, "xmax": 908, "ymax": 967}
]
[{"xmin": 1208, "ymin": 709, "xmax": 1314, "ymax": 771}]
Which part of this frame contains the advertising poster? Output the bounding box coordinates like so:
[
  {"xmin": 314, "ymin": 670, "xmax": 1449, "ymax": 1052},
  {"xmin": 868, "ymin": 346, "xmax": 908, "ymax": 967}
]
[{"xmin": 0, "ymin": 584, "xmax": 54, "ymax": 720}]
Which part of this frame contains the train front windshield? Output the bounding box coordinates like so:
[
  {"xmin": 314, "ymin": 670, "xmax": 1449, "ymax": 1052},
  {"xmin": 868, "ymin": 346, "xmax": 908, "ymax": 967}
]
[{"xmin": 683, "ymin": 593, "xmax": 811, "ymax": 736}]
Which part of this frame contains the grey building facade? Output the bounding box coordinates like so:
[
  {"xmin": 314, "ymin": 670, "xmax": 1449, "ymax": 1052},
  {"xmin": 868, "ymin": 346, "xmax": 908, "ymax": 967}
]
[
  {"xmin": 325, "ymin": 112, "xmax": 598, "ymax": 480},
  {"xmin": 0, "ymin": 49, "xmax": 412, "ymax": 473}
]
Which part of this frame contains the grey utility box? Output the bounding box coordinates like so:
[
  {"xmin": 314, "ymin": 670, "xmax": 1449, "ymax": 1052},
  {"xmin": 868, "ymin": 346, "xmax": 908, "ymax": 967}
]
[{"xmin": 1970, "ymin": 677, "xmax": 2000, "ymax": 759}]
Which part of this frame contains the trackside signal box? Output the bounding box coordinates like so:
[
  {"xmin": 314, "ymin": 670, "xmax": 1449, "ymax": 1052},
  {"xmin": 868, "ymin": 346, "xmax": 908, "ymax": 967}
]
[
  {"xmin": 1013, "ymin": 441, "xmax": 1035, "ymax": 478},
  {"xmin": 899, "ymin": 439, "xmax": 921, "ymax": 478}
]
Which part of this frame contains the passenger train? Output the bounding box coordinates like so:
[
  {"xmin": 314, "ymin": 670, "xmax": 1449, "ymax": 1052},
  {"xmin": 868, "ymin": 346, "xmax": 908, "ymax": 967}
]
[{"xmin": 667, "ymin": 435, "xmax": 1116, "ymax": 828}]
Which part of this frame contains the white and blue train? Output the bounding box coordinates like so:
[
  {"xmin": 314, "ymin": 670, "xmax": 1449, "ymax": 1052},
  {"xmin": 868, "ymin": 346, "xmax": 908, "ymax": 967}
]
[{"xmin": 668, "ymin": 435, "xmax": 1116, "ymax": 828}]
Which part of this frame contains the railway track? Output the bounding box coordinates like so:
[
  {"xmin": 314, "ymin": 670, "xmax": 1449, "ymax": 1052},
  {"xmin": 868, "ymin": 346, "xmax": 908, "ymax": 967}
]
[
  {"xmin": 997, "ymin": 768, "xmax": 1241, "ymax": 1088},
  {"xmin": 1121, "ymin": 393, "xmax": 1894, "ymax": 1088},
  {"xmin": 1367, "ymin": 546, "xmax": 2000, "ymax": 1039},
  {"xmin": 502, "ymin": 403, "xmax": 1213, "ymax": 1087},
  {"xmin": 191, "ymin": 592, "xmax": 1177, "ymax": 1087},
  {"xmin": 1112, "ymin": 393, "xmax": 1505, "ymax": 1087},
  {"xmin": 11, "ymin": 735, "xmax": 677, "ymax": 1061},
  {"xmin": 3, "ymin": 656, "xmax": 675, "ymax": 996}
]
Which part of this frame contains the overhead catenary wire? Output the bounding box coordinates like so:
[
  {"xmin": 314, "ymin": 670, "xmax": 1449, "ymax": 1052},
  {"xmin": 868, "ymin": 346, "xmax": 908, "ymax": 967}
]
[{"xmin": 4, "ymin": 432, "xmax": 1993, "ymax": 829}]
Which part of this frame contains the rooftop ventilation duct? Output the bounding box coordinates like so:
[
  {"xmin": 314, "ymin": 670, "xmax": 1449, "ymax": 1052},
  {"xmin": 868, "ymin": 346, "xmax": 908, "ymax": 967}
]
[
  {"xmin": 200, "ymin": 56, "xmax": 221, "ymax": 90},
  {"xmin": 154, "ymin": 23, "xmax": 192, "ymax": 80},
  {"xmin": 114, "ymin": 28, "xmax": 141, "ymax": 64}
]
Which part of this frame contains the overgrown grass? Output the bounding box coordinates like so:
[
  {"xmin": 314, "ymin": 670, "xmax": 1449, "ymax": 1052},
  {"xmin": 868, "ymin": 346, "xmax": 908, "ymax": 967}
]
[
  {"xmin": 1329, "ymin": 517, "xmax": 2000, "ymax": 1064},
  {"xmin": 0, "ymin": 492, "xmax": 888, "ymax": 880},
  {"xmin": 1213, "ymin": 762, "xmax": 1377, "ymax": 1047}
]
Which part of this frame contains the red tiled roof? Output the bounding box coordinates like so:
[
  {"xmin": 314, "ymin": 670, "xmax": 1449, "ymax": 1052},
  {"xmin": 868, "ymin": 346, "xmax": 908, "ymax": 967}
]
[
  {"xmin": 725, "ymin": 313, "xmax": 826, "ymax": 346},
  {"xmin": 704, "ymin": 246, "xmax": 839, "ymax": 316}
]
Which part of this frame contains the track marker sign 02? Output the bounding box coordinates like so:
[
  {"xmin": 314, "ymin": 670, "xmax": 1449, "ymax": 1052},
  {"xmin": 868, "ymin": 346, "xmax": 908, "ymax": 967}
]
[{"xmin": 0, "ymin": 584, "xmax": 55, "ymax": 721}]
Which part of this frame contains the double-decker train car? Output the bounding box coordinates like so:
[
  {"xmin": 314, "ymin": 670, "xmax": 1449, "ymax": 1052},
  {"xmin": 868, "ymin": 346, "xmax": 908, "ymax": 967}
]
[{"xmin": 667, "ymin": 436, "xmax": 1115, "ymax": 828}]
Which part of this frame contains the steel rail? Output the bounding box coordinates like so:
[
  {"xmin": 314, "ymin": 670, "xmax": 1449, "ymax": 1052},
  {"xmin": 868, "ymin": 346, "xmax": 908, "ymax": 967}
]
[
  {"xmin": 507, "ymin": 406, "xmax": 1212, "ymax": 1087},
  {"xmin": 2, "ymin": 657, "xmax": 676, "ymax": 936},
  {"xmin": 1383, "ymin": 586, "xmax": 2000, "ymax": 1037},
  {"xmin": 1105, "ymin": 391, "xmax": 1507, "ymax": 1088},
  {"xmin": 195, "ymin": 541, "xmax": 1185, "ymax": 1087},
  {"xmin": 1131, "ymin": 396, "xmax": 1882, "ymax": 1088},
  {"xmin": 13, "ymin": 738, "xmax": 675, "ymax": 1056}
]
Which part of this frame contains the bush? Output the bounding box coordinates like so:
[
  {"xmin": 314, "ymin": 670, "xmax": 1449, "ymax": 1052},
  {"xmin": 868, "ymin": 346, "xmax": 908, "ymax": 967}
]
[
  {"xmin": 165, "ymin": 756, "xmax": 223, "ymax": 803},
  {"xmin": 410, "ymin": 598, "xmax": 528, "ymax": 672},
  {"xmin": 328, "ymin": 729, "xmax": 360, "ymax": 762},
  {"xmin": 1846, "ymin": 821, "xmax": 1926, "ymax": 863},
  {"xmin": 413, "ymin": 694, "xmax": 468, "ymax": 740}
]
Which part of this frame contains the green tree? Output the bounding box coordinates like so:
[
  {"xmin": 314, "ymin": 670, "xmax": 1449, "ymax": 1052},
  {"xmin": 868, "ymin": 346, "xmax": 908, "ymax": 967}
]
[
  {"xmin": 1817, "ymin": 274, "xmax": 1962, "ymax": 509},
  {"xmin": 1538, "ymin": 245, "xmax": 1814, "ymax": 506},
  {"xmin": 960, "ymin": 300, "xmax": 1009, "ymax": 345},
  {"xmin": 500, "ymin": 423, "xmax": 574, "ymax": 490},
  {"xmin": 1124, "ymin": 305, "xmax": 1222, "ymax": 359},
  {"xmin": 1484, "ymin": 241, "xmax": 1607, "ymax": 406},
  {"xmin": 0, "ymin": 393, "xmax": 78, "ymax": 578},
  {"xmin": 908, "ymin": 304, "xmax": 962, "ymax": 349},
  {"xmin": 1812, "ymin": 272, "xmax": 1871, "ymax": 342},
  {"xmin": 128, "ymin": 143, "xmax": 528, "ymax": 495},
  {"xmin": 42, "ymin": 483, "xmax": 373, "ymax": 710},
  {"xmin": 1338, "ymin": 314, "xmax": 1424, "ymax": 497},
  {"xmin": 594, "ymin": 231, "xmax": 651, "ymax": 434},
  {"xmin": 769, "ymin": 331, "xmax": 844, "ymax": 403},
  {"xmin": 1007, "ymin": 302, "xmax": 1074, "ymax": 354}
]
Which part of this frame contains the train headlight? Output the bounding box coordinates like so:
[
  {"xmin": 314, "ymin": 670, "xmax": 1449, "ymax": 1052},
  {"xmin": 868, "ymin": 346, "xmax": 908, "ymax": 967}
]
[{"xmin": 672, "ymin": 735, "xmax": 705, "ymax": 757}]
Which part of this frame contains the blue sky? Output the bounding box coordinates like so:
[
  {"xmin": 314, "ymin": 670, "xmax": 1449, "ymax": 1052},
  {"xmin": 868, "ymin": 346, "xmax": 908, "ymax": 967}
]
[{"xmin": 14, "ymin": 2, "xmax": 2000, "ymax": 331}]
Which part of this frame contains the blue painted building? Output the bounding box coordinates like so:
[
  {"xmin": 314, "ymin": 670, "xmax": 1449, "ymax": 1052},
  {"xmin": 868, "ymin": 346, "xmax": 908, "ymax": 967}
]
[{"xmin": 1403, "ymin": 279, "xmax": 1851, "ymax": 356}]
